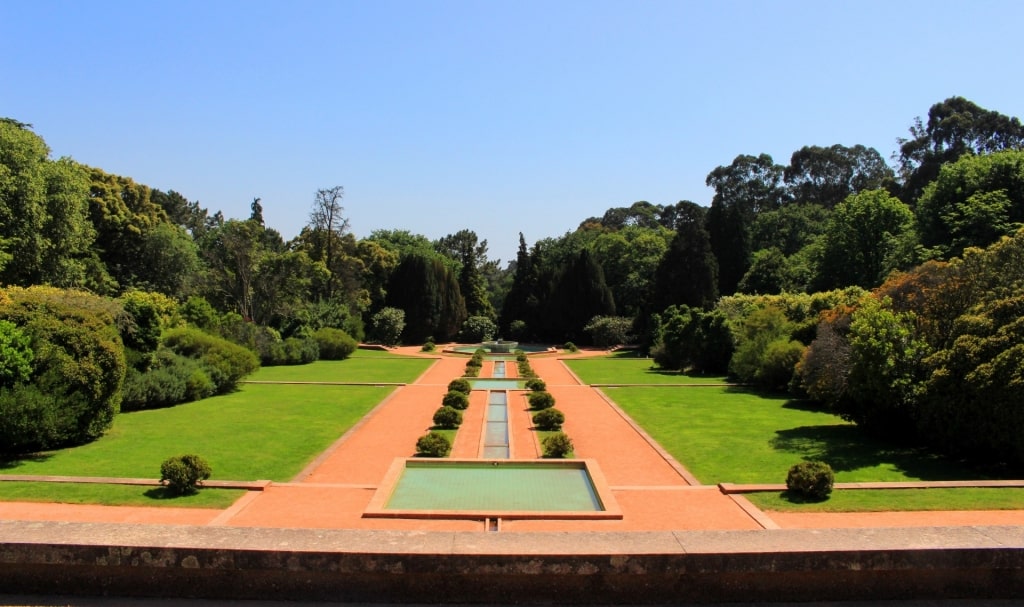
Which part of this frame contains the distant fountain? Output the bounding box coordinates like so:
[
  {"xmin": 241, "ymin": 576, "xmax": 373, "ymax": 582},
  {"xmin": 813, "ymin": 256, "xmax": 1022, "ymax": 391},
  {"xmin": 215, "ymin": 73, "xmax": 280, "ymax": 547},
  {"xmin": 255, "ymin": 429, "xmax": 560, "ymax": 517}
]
[{"xmin": 481, "ymin": 339, "xmax": 518, "ymax": 354}]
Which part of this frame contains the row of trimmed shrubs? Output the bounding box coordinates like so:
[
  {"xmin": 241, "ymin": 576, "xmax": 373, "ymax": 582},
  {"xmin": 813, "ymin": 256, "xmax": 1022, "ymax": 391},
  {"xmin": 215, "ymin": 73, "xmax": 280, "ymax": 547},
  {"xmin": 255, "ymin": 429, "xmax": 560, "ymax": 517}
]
[
  {"xmin": 417, "ymin": 351, "xmax": 834, "ymax": 495},
  {"xmin": 526, "ymin": 382, "xmax": 572, "ymax": 458},
  {"xmin": 415, "ymin": 378, "xmax": 474, "ymax": 457},
  {"xmin": 416, "ymin": 355, "xmax": 574, "ymax": 458}
]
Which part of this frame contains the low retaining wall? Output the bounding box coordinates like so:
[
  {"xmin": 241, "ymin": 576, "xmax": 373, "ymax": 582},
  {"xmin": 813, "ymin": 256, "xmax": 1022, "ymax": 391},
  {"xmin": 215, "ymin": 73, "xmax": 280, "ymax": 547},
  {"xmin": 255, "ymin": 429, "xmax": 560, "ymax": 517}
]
[{"xmin": 2, "ymin": 521, "xmax": 1023, "ymax": 603}]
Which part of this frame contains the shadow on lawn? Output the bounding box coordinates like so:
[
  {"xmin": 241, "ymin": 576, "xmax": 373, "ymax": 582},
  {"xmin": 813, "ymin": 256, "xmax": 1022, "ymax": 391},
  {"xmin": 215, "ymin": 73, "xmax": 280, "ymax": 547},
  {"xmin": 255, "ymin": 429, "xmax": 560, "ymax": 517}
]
[
  {"xmin": 0, "ymin": 453, "xmax": 54, "ymax": 470},
  {"xmin": 769, "ymin": 423, "xmax": 975, "ymax": 480}
]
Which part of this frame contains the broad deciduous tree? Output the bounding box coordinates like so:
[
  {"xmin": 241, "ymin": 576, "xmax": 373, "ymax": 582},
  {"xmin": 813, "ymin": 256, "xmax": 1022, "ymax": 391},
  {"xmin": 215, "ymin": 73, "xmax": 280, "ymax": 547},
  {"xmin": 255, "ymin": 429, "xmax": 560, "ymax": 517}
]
[
  {"xmin": 784, "ymin": 144, "xmax": 894, "ymax": 208},
  {"xmin": 706, "ymin": 154, "xmax": 788, "ymax": 294},
  {"xmin": 897, "ymin": 96, "xmax": 1024, "ymax": 203},
  {"xmin": 915, "ymin": 150, "xmax": 1024, "ymax": 258},
  {"xmin": 813, "ymin": 190, "xmax": 915, "ymax": 290}
]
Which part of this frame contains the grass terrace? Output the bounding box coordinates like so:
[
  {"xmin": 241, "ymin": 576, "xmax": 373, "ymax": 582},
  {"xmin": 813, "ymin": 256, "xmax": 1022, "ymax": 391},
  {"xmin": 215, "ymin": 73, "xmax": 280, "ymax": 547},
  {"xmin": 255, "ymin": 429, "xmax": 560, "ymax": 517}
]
[
  {"xmin": 568, "ymin": 355, "xmax": 1020, "ymax": 512},
  {"xmin": 564, "ymin": 357, "xmax": 729, "ymax": 385},
  {"xmin": 246, "ymin": 356, "xmax": 433, "ymax": 383},
  {"xmin": 0, "ymin": 353, "xmax": 432, "ymax": 507}
]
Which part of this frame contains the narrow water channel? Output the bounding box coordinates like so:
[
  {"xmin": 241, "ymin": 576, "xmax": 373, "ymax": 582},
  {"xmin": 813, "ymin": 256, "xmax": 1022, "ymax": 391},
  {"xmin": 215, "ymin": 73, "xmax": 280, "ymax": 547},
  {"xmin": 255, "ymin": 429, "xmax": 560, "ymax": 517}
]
[{"xmin": 482, "ymin": 391, "xmax": 510, "ymax": 458}]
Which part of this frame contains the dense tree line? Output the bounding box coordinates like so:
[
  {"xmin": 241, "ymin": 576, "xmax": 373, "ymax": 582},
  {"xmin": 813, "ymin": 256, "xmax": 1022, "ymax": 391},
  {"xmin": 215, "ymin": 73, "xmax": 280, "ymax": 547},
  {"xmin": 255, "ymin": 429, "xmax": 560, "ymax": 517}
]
[{"xmin": 3, "ymin": 96, "xmax": 1024, "ymax": 466}]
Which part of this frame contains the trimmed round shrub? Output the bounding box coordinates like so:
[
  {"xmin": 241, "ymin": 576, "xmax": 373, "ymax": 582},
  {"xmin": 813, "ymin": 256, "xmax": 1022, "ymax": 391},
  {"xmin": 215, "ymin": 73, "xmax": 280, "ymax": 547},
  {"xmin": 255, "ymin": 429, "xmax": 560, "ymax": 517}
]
[
  {"xmin": 563, "ymin": 341, "xmax": 579, "ymax": 353},
  {"xmin": 528, "ymin": 391, "xmax": 555, "ymax": 410},
  {"xmin": 421, "ymin": 341, "xmax": 435, "ymax": 352},
  {"xmin": 447, "ymin": 378, "xmax": 472, "ymax": 394},
  {"xmin": 525, "ymin": 378, "xmax": 546, "ymax": 392},
  {"xmin": 416, "ymin": 431, "xmax": 451, "ymax": 457},
  {"xmin": 442, "ymin": 390, "xmax": 470, "ymax": 410},
  {"xmin": 542, "ymin": 432, "xmax": 573, "ymax": 458},
  {"xmin": 532, "ymin": 407, "xmax": 564, "ymax": 431},
  {"xmin": 160, "ymin": 454, "xmax": 212, "ymax": 496},
  {"xmin": 464, "ymin": 364, "xmax": 480, "ymax": 377},
  {"xmin": 786, "ymin": 460, "xmax": 835, "ymax": 501},
  {"xmin": 432, "ymin": 405, "xmax": 462, "ymax": 429},
  {"xmin": 314, "ymin": 327, "xmax": 357, "ymax": 360}
]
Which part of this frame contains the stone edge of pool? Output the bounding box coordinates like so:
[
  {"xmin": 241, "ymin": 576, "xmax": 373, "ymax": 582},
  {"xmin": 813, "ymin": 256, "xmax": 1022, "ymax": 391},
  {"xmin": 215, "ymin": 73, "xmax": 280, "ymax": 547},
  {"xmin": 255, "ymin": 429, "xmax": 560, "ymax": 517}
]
[{"xmin": 363, "ymin": 457, "xmax": 623, "ymax": 520}]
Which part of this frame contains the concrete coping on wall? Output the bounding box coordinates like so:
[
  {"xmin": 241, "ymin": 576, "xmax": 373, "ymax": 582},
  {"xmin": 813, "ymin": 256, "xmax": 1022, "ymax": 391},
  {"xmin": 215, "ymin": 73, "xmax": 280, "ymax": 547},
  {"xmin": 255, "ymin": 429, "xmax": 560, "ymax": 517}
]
[{"xmin": 1, "ymin": 520, "xmax": 1023, "ymax": 603}]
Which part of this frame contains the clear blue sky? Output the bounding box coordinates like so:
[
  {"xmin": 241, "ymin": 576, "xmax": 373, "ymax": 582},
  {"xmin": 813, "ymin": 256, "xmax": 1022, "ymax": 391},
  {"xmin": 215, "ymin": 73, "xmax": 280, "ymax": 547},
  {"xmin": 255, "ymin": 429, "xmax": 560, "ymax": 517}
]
[{"xmin": 3, "ymin": 0, "xmax": 1022, "ymax": 263}]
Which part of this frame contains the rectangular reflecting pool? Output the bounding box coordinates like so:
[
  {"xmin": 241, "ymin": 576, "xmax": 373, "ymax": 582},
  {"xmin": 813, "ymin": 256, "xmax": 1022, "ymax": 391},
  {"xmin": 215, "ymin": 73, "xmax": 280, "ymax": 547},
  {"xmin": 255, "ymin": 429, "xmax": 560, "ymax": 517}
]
[
  {"xmin": 469, "ymin": 378, "xmax": 526, "ymax": 390},
  {"xmin": 364, "ymin": 459, "xmax": 622, "ymax": 520}
]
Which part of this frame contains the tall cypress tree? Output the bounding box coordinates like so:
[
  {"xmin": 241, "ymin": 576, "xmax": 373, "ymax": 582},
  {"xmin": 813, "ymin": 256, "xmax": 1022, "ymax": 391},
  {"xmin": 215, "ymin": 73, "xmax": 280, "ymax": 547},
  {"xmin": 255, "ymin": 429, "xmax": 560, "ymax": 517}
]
[
  {"xmin": 652, "ymin": 203, "xmax": 719, "ymax": 312},
  {"xmin": 385, "ymin": 252, "xmax": 466, "ymax": 343},
  {"xmin": 544, "ymin": 249, "xmax": 615, "ymax": 344}
]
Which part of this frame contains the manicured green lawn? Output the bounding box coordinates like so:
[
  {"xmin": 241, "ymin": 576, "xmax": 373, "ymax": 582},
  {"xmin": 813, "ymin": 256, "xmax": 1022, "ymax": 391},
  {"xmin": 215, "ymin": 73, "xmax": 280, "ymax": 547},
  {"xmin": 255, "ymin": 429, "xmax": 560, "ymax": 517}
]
[
  {"xmin": 349, "ymin": 348, "xmax": 425, "ymax": 358},
  {"xmin": 747, "ymin": 488, "xmax": 1024, "ymax": 512},
  {"xmin": 0, "ymin": 353, "xmax": 426, "ymax": 506},
  {"xmin": 0, "ymin": 482, "xmax": 245, "ymax": 508},
  {"xmin": 1, "ymin": 383, "xmax": 391, "ymax": 483},
  {"xmin": 247, "ymin": 357, "xmax": 433, "ymax": 383},
  {"xmin": 565, "ymin": 358, "xmax": 728, "ymax": 385},
  {"xmin": 603, "ymin": 386, "xmax": 985, "ymax": 485}
]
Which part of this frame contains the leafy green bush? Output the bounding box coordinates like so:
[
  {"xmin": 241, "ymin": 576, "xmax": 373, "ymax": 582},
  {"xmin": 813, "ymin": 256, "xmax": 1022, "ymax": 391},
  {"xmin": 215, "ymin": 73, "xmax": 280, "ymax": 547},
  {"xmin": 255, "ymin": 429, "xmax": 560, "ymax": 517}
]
[
  {"xmin": 432, "ymin": 405, "xmax": 463, "ymax": 429},
  {"xmin": 528, "ymin": 391, "xmax": 555, "ymax": 410},
  {"xmin": 119, "ymin": 292, "xmax": 165, "ymax": 355},
  {"xmin": 181, "ymin": 296, "xmax": 220, "ymax": 331},
  {"xmin": 757, "ymin": 338, "xmax": 805, "ymax": 391},
  {"xmin": 371, "ymin": 307, "xmax": 405, "ymax": 346},
  {"xmin": 508, "ymin": 320, "xmax": 527, "ymax": 340},
  {"xmin": 314, "ymin": 327, "xmax": 357, "ymax": 360},
  {"xmin": 416, "ymin": 431, "xmax": 451, "ymax": 457},
  {"xmin": 447, "ymin": 378, "xmax": 472, "ymax": 394},
  {"xmin": 162, "ymin": 327, "xmax": 259, "ymax": 393},
  {"xmin": 542, "ymin": 432, "xmax": 573, "ymax": 458},
  {"xmin": 525, "ymin": 378, "xmax": 546, "ymax": 392},
  {"xmin": 785, "ymin": 461, "xmax": 835, "ymax": 501},
  {"xmin": 563, "ymin": 341, "xmax": 579, "ymax": 353},
  {"xmin": 421, "ymin": 341, "xmax": 435, "ymax": 352},
  {"xmin": 263, "ymin": 336, "xmax": 319, "ymax": 366},
  {"xmin": 460, "ymin": 315, "xmax": 497, "ymax": 343},
  {"xmin": 464, "ymin": 364, "xmax": 480, "ymax": 377},
  {"xmin": 442, "ymin": 390, "xmax": 470, "ymax": 410},
  {"xmin": 583, "ymin": 315, "xmax": 634, "ymax": 348},
  {"xmin": 0, "ymin": 319, "xmax": 33, "ymax": 387},
  {"xmin": 160, "ymin": 454, "xmax": 212, "ymax": 496},
  {"xmin": 121, "ymin": 349, "xmax": 215, "ymax": 411},
  {"xmin": 216, "ymin": 314, "xmax": 281, "ymax": 359},
  {"xmin": 0, "ymin": 287, "xmax": 126, "ymax": 453},
  {"xmin": 532, "ymin": 408, "xmax": 564, "ymax": 431}
]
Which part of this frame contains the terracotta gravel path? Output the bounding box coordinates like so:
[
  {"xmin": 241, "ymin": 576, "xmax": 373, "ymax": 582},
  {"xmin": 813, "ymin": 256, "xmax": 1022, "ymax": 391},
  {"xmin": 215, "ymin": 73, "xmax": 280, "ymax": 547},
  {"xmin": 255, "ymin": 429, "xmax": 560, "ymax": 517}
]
[{"xmin": 0, "ymin": 347, "xmax": 1020, "ymax": 532}]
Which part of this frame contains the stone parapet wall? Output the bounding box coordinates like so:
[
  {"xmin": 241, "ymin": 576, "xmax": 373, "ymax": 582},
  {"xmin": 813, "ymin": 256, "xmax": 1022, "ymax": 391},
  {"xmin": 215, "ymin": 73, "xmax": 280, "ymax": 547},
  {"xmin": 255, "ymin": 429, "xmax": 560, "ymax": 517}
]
[{"xmin": 2, "ymin": 521, "xmax": 1023, "ymax": 603}]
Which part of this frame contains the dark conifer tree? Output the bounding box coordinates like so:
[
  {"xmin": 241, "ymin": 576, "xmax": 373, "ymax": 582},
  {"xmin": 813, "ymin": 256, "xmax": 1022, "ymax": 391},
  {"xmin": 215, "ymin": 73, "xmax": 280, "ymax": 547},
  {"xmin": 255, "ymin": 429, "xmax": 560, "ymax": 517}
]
[
  {"xmin": 543, "ymin": 249, "xmax": 615, "ymax": 344},
  {"xmin": 385, "ymin": 253, "xmax": 466, "ymax": 343},
  {"xmin": 651, "ymin": 203, "xmax": 718, "ymax": 311}
]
